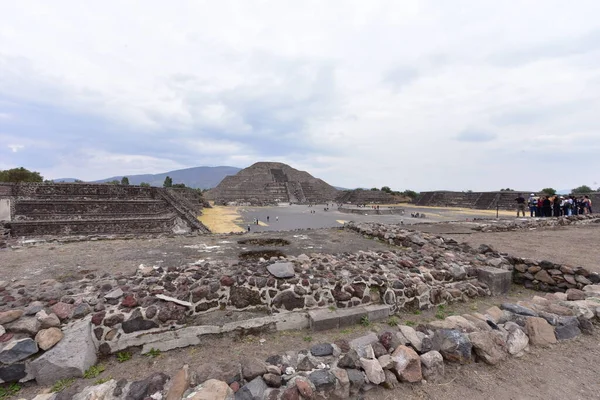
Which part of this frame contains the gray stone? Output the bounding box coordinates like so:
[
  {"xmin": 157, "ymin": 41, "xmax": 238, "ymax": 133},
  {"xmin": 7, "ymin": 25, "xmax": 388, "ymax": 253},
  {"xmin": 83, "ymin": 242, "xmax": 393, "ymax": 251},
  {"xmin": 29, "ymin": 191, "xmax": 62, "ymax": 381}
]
[
  {"xmin": 186, "ymin": 379, "xmax": 234, "ymax": 400},
  {"xmin": 477, "ymin": 267, "xmax": 511, "ymax": 295},
  {"xmin": 310, "ymin": 343, "xmax": 333, "ymax": 357},
  {"xmin": 126, "ymin": 372, "xmax": 169, "ymax": 400},
  {"xmin": 267, "ymin": 262, "xmax": 295, "ymax": 279},
  {"xmin": 506, "ymin": 325, "xmax": 529, "ymax": 355},
  {"xmin": 297, "ymin": 353, "xmax": 318, "ymax": 371},
  {"xmin": 398, "ymin": 325, "xmax": 423, "ymax": 352},
  {"xmin": 555, "ymin": 319, "xmax": 581, "ymax": 341},
  {"xmin": 420, "ymin": 351, "xmax": 445, "ymax": 383},
  {"xmin": 308, "ymin": 309, "xmax": 339, "ymax": 331},
  {"xmin": 0, "ymin": 338, "xmax": 38, "ymax": 364},
  {"xmin": 468, "ymin": 331, "xmax": 506, "ymax": 365},
  {"xmin": 382, "ymin": 369, "xmax": 399, "ymax": 389},
  {"xmin": 5, "ymin": 316, "xmax": 41, "ymax": 335},
  {"xmin": 432, "ymin": 329, "xmax": 472, "ymax": 364},
  {"xmin": 337, "ymin": 349, "xmax": 360, "ymax": 369},
  {"xmin": 30, "ymin": 318, "xmax": 97, "ymax": 385},
  {"xmin": 525, "ymin": 317, "xmax": 557, "ymax": 346},
  {"xmin": 501, "ymin": 303, "xmax": 538, "ymax": 317},
  {"xmin": 308, "ymin": 369, "xmax": 336, "ymax": 391},
  {"xmin": 241, "ymin": 357, "xmax": 268, "ymax": 380},
  {"xmin": 359, "ymin": 357, "xmax": 385, "ymax": 384},
  {"xmin": 235, "ymin": 377, "xmax": 267, "ymax": 400},
  {"xmin": 104, "ymin": 288, "xmax": 124, "ymax": 299},
  {"xmin": 0, "ymin": 363, "xmax": 27, "ymax": 383},
  {"xmin": 25, "ymin": 301, "xmax": 45, "ymax": 316},
  {"xmin": 346, "ymin": 369, "xmax": 366, "ymax": 393},
  {"xmin": 72, "ymin": 379, "xmax": 118, "ymax": 400},
  {"xmin": 348, "ymin": 333, "xmax": 378, "ymax": 350},
  {"xmin": 121, "ymin": 317, "xmax": 158, "ymax": 333},
  {"xmin": 263, "ymin": 373, "xmax": 282, "ymax": 388}
]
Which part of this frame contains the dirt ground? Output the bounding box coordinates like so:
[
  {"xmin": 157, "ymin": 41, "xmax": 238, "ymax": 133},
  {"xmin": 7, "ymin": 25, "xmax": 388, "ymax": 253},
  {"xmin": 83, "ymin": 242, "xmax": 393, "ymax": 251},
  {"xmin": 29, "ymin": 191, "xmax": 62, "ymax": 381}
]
[
  {"xmin": 443, "ymin": 225, "xmax": 600, "ymax": 273},
  {"xmin": 0, "ymin": 229, "xmax": 393, "ymax": 284}
]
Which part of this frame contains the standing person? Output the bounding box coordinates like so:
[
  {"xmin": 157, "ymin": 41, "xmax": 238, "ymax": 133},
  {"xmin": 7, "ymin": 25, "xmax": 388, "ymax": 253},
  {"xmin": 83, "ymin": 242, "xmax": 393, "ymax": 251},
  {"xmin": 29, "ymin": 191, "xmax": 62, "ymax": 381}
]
[
  {"xmin": 515, "ymin": 193, "xmax": 526, "ymax": 217},
  {"xmin": 542, "ymin": 196, "xmax": 552, "ymax": 217},
  {"xmin": 247, "ymin": 225, "xmax": 251, "ymax": 232},
  {"xmin": 276, "ymin": 216, "xmax": 279, "ymax": 222},
  {"xmin": 537, "ymin": 197, "xmax": 543, "ymax": 217},
  {"xmin": 584, "ymin": 195, "xmax": 593, "ymax": 214},
  {"xmin": 267, "ymin": 216, "xmax": 270, "ymax": 222},
  {"xmin": 553, "ymin": 196, "xmax": 561, "ymax": 217},
  {"xmin": 528, "ymin": 193, "xmax": 537, "ymax": 217}
]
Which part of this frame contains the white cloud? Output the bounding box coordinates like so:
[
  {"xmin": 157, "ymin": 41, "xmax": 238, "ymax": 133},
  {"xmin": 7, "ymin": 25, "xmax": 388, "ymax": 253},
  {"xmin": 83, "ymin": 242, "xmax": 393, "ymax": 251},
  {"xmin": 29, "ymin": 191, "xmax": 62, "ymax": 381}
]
[
  {"xmin": 1, "ymin": 1, "xmax": 600, "ymax": 190},
  {"xmin": 7, "ymin": 144, "xmax": 24, "ymax": 152}
]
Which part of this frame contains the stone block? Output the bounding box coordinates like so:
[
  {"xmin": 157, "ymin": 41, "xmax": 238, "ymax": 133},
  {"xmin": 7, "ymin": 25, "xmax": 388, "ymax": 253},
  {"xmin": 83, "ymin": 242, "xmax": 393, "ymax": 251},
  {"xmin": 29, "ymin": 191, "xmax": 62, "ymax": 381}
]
[
  {"xmin": 308, "ymin": 309, "xmax": 339, "ymax": 331},
  {"xmin": 30, "ymin": 317, "xmax": 97, "ymax": 385},
  {"xmin": 337, "ymin": 308, "xmax": 367, "ymax": 328},
  {"xmin": 364, "ymin": 304, "xmax": 391, "ymax": 322},
  {"xmin": 477, "ymin": 267, "xmax": 512, "ymax": 295}
]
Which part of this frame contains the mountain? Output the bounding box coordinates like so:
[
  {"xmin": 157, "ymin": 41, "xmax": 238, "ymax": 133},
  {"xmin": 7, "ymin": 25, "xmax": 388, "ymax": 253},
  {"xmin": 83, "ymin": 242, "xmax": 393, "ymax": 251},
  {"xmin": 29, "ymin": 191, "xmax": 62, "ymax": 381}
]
[{"xmin": 53, "ymin": 166, "xmax": 242, "ymax": 189}]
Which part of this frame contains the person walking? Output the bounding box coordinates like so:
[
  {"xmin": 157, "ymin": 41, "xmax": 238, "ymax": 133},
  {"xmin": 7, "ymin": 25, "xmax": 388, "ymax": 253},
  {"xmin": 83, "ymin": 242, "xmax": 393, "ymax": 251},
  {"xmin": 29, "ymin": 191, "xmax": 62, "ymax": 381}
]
[{"xmin": 515, "ymin": 193, "xmax": 526, "ymax": 217}]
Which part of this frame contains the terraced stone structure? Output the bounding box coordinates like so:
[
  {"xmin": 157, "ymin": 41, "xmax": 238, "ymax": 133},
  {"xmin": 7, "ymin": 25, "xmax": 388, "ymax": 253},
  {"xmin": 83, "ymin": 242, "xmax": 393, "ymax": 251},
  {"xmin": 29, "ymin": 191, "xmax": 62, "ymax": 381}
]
[
  {"xmin": 336, "ymin": 189, "xmax": 397, "ymax": 204},
  {"xmin": 0, "ymin": 183, "xmax": 209, "ymax": 237},
  {"xmin": 205, "ymin": 162, "xmax": 339, "ymax": 205},
  {"xmin": 415, "ymin": 191, "xmax": 541, "ymax": 210}
]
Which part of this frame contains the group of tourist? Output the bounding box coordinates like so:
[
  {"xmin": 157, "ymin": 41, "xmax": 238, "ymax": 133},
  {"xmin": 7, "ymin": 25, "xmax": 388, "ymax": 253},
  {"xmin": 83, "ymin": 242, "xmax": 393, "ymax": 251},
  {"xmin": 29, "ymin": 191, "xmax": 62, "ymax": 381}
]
[{"xmin": 515, "ymin": 193, "xmax": 593, "ymax": 217}]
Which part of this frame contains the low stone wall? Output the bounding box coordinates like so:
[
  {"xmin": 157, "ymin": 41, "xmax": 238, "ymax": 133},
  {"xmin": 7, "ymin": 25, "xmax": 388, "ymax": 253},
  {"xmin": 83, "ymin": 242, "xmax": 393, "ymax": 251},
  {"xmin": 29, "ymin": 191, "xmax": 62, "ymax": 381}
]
[
  {"xmin": 349, "ymin": 220, "xmax": 600, "ymax": 293},
  {"xmin": 13, "ymin": 288, "xmax": 600, "ymax": 398},
  {"xmin": 470, "ymin": 214, "xmax": 600, "ymax": 232}
]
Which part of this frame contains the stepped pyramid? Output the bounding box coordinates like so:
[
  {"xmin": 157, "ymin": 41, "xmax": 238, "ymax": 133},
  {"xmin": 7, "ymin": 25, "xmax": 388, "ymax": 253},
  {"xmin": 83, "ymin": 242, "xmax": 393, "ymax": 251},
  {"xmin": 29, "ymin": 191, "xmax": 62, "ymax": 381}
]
[{"xmin": 205, "ymin": 162, "xmax": 339, "ymax": 205}]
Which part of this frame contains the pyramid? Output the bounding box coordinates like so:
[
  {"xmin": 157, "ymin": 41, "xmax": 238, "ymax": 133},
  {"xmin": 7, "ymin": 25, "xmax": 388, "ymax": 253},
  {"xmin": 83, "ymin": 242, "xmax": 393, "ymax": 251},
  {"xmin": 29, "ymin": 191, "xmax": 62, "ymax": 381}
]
[{"xmin": 205, "ymin": 162, "xmax": 339, "ymax": 205}]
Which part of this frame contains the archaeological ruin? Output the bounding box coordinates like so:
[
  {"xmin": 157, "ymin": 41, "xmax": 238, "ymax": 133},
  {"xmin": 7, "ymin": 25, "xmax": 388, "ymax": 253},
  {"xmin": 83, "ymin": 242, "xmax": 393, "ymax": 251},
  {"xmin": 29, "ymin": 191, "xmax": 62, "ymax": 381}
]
[
  {"xmin": 205, "ymin": 162, "xmax": 339, "ymax": 205},
  {"xmin": 336, "ymin": 189, "xmax": 397, "ymax": 205},
  {"xmin": 0, "ymin": 183, "xmax": 210, "ymax": 238}
]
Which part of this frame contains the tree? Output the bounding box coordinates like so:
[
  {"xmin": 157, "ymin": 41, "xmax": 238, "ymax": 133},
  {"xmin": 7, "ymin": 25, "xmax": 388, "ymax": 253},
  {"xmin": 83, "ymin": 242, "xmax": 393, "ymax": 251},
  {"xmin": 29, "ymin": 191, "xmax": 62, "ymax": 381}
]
[
  {"xmin": 139, "ymin": 182, "xmax": 151, "ymax": 187},
  {"xmin": 572, "ymin": 185, "xmax": 593, "ymax": 194},
  {"xmin": 163, "ymin": 176, "xmax": 173, "ymax": 188},
  {"xmin": 381, "ymin": 186, "xmax": 392, "ymax": 194},
  {"xmin": 402, "ymin": 190, "xmax": 419, "ymax": 199},
  {"xmin": 500, "ymin": 188, "xmax": 514, "ymax": 191},
  {"xmin": 0, "ymin": 167, "xmax": 44, "ymax": 183},
  {"xmin": 107, "ymin": 180, "xmax": 120, "ymax": 185},
  {"xmin": 370, "ymin": 187, "xmax": 378, "ymax": 191},
  {"xmin": 121, "ymin": 177, "xmax": 130, "ymax": 185},
  {"xmin": 172, "ymin": 183, "xmax": 186, "ymax": 188},
  {"xmin": 540, "ymin": 188, "xmax": 556, "ymax": 196}
]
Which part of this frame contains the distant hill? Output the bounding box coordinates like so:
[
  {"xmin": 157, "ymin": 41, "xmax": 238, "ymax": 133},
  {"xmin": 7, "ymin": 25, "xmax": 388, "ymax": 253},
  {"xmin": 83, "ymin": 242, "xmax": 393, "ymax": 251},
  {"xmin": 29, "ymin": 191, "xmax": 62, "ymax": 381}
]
[{"xmin": 53, "ymin": 166, "xmax": 242, "ymax": 189}]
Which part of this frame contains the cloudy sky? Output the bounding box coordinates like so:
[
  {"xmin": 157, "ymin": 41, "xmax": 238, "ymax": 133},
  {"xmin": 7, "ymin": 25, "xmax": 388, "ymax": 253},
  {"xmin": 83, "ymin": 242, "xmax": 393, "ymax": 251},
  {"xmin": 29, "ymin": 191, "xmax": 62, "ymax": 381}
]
[{"xmin": 1, "ymin": 1, "xmax": 599, "ymax": 191}]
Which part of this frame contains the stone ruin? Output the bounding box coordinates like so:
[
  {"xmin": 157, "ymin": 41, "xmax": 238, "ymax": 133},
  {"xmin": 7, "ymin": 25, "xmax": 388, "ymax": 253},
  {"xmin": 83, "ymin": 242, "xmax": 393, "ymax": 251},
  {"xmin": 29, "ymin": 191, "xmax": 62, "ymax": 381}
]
[
  {"xmin": 414, "ymin": 190, "xmax": 543, "ymax": 210},
  {"xmin": 205, "ymin": 162, "xmax": 339, "ymax": 205},
  {"xmin": 336, "ymin": 189, "xmax": 397, "ymax": 205},
  {"xmin": 0, "ymin": 183, "xmax": 210, "ymax": 238}
]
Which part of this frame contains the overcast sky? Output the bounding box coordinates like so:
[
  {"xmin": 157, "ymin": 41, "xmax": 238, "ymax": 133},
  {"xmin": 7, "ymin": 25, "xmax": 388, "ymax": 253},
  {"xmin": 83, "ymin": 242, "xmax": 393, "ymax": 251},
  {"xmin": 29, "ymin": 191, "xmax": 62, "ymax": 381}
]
[{"xmin": 1, "ymin": 1, "xmax": 599, "ymax": 191}]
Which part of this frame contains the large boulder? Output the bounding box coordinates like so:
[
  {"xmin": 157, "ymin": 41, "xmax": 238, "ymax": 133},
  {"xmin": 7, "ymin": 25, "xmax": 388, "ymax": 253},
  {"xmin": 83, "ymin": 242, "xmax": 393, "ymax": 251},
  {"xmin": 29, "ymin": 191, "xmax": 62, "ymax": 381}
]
[
  {"xmin": 0, "ymin": 338, "xmax": 38, "ymax": 364},
  {"xmin": 420, "ymin": 351, "xmax": 445, "ymax": 383},
  {"xmin": 390, "ymin": 345, "xmax": 422, "ymax": 382},
  {"xmin": 468, "ymin": 331, "xmax": 507, "ymax": 365},
  {"xmin": 185, "ymin": 379, "xmax": 234, "ymax": 400},
  {"xmin": 30, "ymin": 318, "xmax": 98, "ymax": 385},
  {"xmin": 432, "ymin": 329, "xmax": 472, "ymax": 364},
  {"xmin": 359, "ymin": 357, "xmax": 385, "ymax": 384},
  {"xmin": 525, "ymin": 317, "xmax": 557, "ymax": 346}
]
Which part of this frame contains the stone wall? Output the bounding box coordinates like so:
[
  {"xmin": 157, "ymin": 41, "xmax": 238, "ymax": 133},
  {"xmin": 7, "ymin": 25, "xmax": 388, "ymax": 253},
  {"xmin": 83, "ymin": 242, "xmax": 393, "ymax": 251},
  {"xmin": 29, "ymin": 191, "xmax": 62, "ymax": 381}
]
[
  {"xmin": 414, "ymin": 191, "xmax": 537, "ymax": 210},
  {"xmin": 0, "ymin": 183, "xmax": 210, "ymax": 237},
  {"xmin": 336, "ymin": 189, "xmax": 397, "ymax": 204}
]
